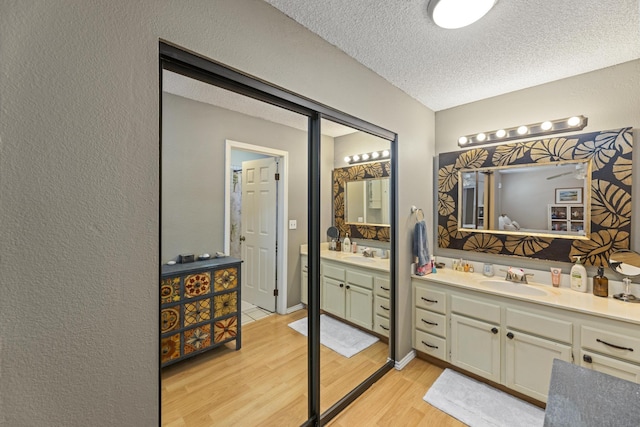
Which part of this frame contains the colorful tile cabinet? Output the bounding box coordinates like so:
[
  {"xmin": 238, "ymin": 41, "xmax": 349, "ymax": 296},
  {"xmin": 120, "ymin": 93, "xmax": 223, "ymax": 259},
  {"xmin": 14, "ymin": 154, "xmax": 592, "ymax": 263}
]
[{"xmin": 160, "ymin": 257, "xmax": 242, "ymax": 367}]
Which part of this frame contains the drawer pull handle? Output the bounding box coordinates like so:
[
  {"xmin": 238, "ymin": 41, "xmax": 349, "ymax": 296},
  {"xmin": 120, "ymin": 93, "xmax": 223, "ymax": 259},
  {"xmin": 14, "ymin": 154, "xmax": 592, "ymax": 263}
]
[
  {"xmin": 491, "ymin": 327, "xmax": 498, "ymax": 334},
  {"xmin": 380, "ymin": 325, "xmax": 389, "ymax": 331},
  {"xmin": 506, "ymin": 332, "xmax": 514, "ymax": 339},
  {"xmin": 380, "ymin": 305, "xmax": 390, "ymax": 311},
  {"xmin": 421, "ymin": 319, "xmax": 438, "ymax": 326},
  {"xmin": 421, "ymin": 297, "xmax": 438, "ymax": 303},
  {"xmin": 421, "ymin": 341, "xmax": 438, "ymax": 349},
  {"xmin": 583, "ymin": 354, "xmax": 593, "ymax": 363},
  {"xmin": 380, "ymin": 286, "xmax": 390, "ymax": 291},
  {"xmin": 596, "ymin": 338, "xmax": 634, "ymax": 352}
]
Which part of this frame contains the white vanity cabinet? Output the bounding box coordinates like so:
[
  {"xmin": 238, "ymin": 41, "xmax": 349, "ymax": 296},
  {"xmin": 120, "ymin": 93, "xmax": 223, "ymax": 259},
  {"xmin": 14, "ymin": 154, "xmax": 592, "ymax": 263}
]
[
  {"xmin": 450, "ymin": 295, "xmax": 501, "ymax": 383},
  {"xmin": 320, "ymin": 260, "xmax": 374, "ymax": 330},
  {"xmin": 301, "ymin": 254, "xmax": 308, "ymax": 305},
  {"xmin": 580, "ymin": 322, "xmax": 640, "ymax": 383}
]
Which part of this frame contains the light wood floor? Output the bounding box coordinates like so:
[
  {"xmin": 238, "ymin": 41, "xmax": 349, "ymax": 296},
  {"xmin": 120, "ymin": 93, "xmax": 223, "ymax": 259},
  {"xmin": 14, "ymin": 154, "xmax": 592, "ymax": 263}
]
[{"xmin": 162, "ymin": 309, "xmax": 460, "ymax": 426}]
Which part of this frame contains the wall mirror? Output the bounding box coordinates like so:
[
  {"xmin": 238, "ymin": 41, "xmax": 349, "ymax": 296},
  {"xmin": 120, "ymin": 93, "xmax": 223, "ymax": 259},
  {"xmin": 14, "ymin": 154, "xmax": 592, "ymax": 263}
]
[
  {"xmin": 438, "ymin": 127, "xmax": 632, "ymax": 265},
  {"xmin": 345, "ymin": 177, "xmax": 390, "ymax": 226},
  {"xmin": 458, "ymin": 160, "xmax": 591, "ymax": 239}
]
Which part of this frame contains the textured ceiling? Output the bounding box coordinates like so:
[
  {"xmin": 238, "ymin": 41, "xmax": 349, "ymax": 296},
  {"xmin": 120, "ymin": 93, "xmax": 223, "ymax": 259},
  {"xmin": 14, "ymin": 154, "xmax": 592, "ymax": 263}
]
[{"xmin": 263, "ymin": 0, "xmax": 640, "ymax": 111}]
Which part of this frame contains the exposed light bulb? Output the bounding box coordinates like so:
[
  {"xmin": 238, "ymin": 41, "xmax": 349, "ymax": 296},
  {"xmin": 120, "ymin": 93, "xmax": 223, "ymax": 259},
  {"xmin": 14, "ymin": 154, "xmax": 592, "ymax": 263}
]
[
  {"xmin": 458, "ymin": 136, "xmax": 468, "ymax": 145},
  {"xmin": 567, "ymin": 116, "xmax": 581, "ymax": 127},
  {"xmin": 495, "ymin": 129, "xmax": 506, "ymax": 138},
  {"xmin": 517, "ymin": 125, "xmax": 528, "ymax": 135},
  {"xmin": 476, "ymin": 133, "xmax": 486, "ymax": 142},
  {"xmin": 541, "ymin": 121, "xmax": 553, "ymax": 131},
  {"xmin": 362, "ymin": 153, "xmax": 370, "ymax": 160},
  {"xmin": 371, "ymin": 151, "xmax": 380, "ymax": 159},
  {"xmin": 382, "ymin": 150, "xmax": 390, "ymax": 157},
  {"xmin": 344, "ymin": 156, "xmax": 351, "ymax": 163},
  {"xmin": 352, "ymin": 154, "xmax": 360, "ymax": 162}
]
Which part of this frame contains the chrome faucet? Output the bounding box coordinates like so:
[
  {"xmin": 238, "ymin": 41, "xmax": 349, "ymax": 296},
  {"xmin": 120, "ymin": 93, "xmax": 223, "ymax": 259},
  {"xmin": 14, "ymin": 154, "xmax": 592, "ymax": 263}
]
[{"xmin": 502, "ymin": 267, "xmax": 534, "ymax": 284}]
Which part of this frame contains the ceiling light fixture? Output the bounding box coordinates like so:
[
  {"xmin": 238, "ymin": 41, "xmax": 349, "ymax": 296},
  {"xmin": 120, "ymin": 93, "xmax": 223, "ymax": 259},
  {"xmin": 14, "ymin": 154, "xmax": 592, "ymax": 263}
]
[
  {"xmin": 457, "ymin": 115, "xmax": 588, "ymax": 148},
  {"xmin": 428, "ymin": 0, "xmax": 497, "ymax": 29}
]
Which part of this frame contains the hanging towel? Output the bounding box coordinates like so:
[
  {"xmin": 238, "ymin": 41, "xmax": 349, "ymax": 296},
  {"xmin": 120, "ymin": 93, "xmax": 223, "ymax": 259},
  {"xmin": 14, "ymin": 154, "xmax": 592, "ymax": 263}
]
[{"xmin": 413, "ymin": 220, "xmax": 430, "ymax": 275}]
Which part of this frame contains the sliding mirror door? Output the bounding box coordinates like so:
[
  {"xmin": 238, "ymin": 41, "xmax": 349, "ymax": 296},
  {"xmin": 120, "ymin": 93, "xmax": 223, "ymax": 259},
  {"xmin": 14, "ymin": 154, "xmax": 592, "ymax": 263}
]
[
  {"xmin": 160, "ymin": 69, "xmax": 310, "ymax": 426},
  {"xmin": 318, "ymin": 118, "xmax": 394, "ymax": 417}
]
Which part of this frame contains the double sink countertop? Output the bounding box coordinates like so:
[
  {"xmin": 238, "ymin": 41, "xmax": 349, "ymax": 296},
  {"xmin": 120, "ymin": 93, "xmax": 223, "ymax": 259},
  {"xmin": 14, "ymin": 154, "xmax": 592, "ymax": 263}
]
[
  {"xmin": 414, "ymin": 266, "xmax": 640, "ymax": 326},
  {"xmin": 300, "ymin": 244, "xmax": 390, "ymax": 273}
]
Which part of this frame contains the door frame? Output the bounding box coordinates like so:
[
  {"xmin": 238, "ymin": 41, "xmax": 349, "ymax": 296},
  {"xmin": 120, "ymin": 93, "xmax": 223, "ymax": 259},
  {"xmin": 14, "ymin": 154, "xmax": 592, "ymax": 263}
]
[{"xmin": 224, "ymin": 139, "xmax": 289, "ymax": 314}]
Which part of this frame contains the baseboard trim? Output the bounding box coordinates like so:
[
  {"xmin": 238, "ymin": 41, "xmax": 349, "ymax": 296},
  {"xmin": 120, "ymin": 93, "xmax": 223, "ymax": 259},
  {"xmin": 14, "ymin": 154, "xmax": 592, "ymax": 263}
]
[
  {"xmin": 394, "ymin": 350, "xmax": 416, "ymax": 370},
  {"xmin": 286, "ymin": 303, "xmax": 305, "ymax": 314}
]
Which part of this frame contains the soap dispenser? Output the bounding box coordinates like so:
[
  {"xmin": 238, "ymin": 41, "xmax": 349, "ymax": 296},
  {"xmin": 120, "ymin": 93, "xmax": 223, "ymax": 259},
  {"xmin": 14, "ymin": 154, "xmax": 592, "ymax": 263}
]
[
  {"xmin": 593, "ymin": 267, "xmax": 609, "ymax": 297},
  {"xmin": 570, "ymin": 256, "xmax": 588, "ymax": 292}
]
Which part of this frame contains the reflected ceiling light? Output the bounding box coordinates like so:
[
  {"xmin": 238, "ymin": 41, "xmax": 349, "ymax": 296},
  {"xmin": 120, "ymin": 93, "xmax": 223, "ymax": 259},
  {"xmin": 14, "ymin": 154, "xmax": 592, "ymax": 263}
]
[
  {"xmin": 456, "ymin": 115, "xmax": 588, "ymax": 148},
  {"xmin": 345, "ymin": 150, "xmax": 391, "ymax": 164},
  {"xmin": 428, "ymin": 0, "xmax": 497, "ymax": 29}
]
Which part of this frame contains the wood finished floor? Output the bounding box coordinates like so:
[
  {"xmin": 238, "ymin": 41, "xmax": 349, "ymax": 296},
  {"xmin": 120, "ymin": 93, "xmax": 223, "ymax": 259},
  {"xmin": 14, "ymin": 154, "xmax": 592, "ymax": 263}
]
[{"xmin": 162, "ymin": 310, "xmax": 460, "ymax": 426}]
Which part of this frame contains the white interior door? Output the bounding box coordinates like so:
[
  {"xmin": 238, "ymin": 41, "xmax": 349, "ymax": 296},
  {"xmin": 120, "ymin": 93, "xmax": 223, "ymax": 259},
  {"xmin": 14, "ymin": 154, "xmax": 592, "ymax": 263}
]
[{"xmin": 241, "ymin": 157, "xmax": 278, "ymax": 312}]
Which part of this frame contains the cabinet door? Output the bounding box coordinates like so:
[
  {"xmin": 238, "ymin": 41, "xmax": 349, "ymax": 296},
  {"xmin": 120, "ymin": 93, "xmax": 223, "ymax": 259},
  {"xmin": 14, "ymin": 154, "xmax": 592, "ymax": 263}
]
[
  {"xmin": 580, "ymin": 351, "xmax": 640, "ymax": 384},
  {"xmin": 451, "ymin": 314, "xmax": 500, "ymax": 382},
  {"xmin": 301, "ymin": 255, "xmax": 308, "ymax": 305},
  {"xmin": 505, "ymin": 330, "xmax": 572, "ymax": 402},
  {"xmin": 346, "ymin": 285, "xmax": 373, "ymax": 329},
  {"xmin": 322, "ymin": 277, "xmax": 345, "ymax": 318}
]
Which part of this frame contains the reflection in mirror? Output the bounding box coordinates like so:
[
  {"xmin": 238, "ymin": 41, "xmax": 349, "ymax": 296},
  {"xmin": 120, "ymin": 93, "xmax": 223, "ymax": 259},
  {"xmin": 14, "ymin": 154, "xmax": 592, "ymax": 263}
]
[
  {"xmin": 459, "ymin": 160, "xmax": 591, "ymax": 239},
  {"xmin": 345, "ymin": 178, "xmax": 390, "ymax": 225},
  {"xmin": 321, "ymin": 118, "xmax": 391, "ymax": 414},
  {"xmin": 609, "ymin": 250, "xmax": 640, "ymax": 303},
  {"xmin": 161, "ymin": 70, "xmax": 309, "ymax": 425}
]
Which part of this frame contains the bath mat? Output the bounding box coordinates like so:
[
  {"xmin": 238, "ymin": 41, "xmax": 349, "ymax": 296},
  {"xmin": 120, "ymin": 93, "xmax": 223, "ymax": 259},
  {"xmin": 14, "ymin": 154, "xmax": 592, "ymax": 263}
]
[
  {"xmin": 424, "ymin": 368, "xmax": 545, "ymax": 427},
  {"xmin": 288, "ymin": 314, "xmax": 379, "ymax": 358}
]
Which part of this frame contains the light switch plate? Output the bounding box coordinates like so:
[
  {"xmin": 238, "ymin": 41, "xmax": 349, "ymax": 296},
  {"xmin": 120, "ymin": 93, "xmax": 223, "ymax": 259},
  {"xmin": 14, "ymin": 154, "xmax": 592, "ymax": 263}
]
[{"xmin": 289, "ymin": 219, "xmax": 297, "ymax": 230}]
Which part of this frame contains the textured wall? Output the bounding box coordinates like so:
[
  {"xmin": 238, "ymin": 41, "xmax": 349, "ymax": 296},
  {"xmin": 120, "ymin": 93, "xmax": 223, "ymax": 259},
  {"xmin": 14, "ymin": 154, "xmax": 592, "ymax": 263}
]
[{"xmin": 0, "ymin": 0, "xmax": 433, "ymax": 425}]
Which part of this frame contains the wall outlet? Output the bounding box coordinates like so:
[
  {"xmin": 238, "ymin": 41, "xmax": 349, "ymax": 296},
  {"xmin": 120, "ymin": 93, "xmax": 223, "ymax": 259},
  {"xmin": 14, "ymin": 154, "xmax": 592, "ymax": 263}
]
[{"xmin": 289, "ymin": 219, "xmax": 297, "ymax": 230}]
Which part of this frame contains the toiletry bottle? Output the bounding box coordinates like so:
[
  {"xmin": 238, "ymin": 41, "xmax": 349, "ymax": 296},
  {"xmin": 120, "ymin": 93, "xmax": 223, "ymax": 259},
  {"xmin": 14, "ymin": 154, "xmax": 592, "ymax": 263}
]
[
  {"xmin": 343, "ymin": 233, "xmax": 351, "ymax": 253},
  {"xmin": 352, "ymin": 241, "xmax": 357, "ymax": 253},
  {"xmin": 570, "ymin": 256, "xmax": 588, "ymax": 292},
  {"xmin": 431, "ymin": 256, "xmax": 437, "ymax": 273},
  {"xmin": 593, "ymin": 267, "xmax": 608, "ymax": 297}
]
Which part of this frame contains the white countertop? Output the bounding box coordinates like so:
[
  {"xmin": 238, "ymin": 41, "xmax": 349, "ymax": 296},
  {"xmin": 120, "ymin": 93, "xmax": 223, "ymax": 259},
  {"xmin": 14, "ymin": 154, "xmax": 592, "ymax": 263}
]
[
  {"xmin": 413, "ymin": 268, "xmax": 640, "ymax": 326},
  {"xmin": 300, "ymin": 245, "xmax": 390, "ymax": 273}
]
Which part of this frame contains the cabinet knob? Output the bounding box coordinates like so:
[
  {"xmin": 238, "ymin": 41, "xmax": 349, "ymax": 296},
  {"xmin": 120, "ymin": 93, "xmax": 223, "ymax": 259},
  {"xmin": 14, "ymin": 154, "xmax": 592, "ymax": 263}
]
[
  {"xmin": 339, "ymin": 283, "xmax": 344, "ymax": 288},
  {"xmin": 506, "ymin": 332, "xmax": 514, "ymax": 339},
  {"xmin": 491, "ymin": 327, "xmax": 498, "ymax": 334},
  {"xmin": 583, "ymin": 354, "xmax": 593, "ymax": 364},
  {"xmin": 346, "ymin": 285, "xmax": 350, "ymax": 289}
]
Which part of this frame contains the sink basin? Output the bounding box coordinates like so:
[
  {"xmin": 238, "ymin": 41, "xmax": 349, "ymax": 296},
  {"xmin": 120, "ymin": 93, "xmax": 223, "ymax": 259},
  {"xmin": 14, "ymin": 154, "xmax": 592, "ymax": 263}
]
[
  {"xmin": 344, "ymin": 256, "xmax": 375, "ymax": 263},
  {"xmin": 478, "ymin": 279, "xmax": 548, "ymax": 296}
]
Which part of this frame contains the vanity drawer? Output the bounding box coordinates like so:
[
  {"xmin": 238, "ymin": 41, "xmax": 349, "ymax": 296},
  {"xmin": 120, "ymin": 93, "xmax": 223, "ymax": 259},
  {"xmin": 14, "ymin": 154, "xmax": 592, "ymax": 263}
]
[
  {"xmin": 581, "ymin": 326, "xmax": 640, "ymax": 365},
  {"xmin": 451, "ymin": 295, "xmax": 500, "ymax": 324},
  {"xmin": 375, "ymin": 296, "xmax": 391, "ymax": 318},
  {"xmin": 506, "ymin": 308, "xmax": 572, "ymax": 344},
  {"xmin": 375, "ymin": 276, "xmax": 391, "ymax": 297},
  {"xmin": 323, "ymin": 263, "xmax": 345, "ymax": 281},
  {"xmin": 415, "ymin": 307, "xmax": 446, "ymax": 337},
  {"xmin": 347, "ymin": 270, "xmax": 373, "ymax": 289},
  {"xmin": 374, "ymin": 314, "xmax": 390, "ymax": 337},
  {"xmin": 415, "ymin": 286, "xmax": 446, "ymax": 314},
  {"xmin": 415, "ymin": 329, "xmax": 447, "ymax": 361}
]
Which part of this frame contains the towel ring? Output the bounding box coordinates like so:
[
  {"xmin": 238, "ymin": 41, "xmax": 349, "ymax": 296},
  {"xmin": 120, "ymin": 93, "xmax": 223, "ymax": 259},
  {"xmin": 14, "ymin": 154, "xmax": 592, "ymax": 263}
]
[{"xmin": 411, "ymin": 206, "xmax": 424, "ymax": 222}]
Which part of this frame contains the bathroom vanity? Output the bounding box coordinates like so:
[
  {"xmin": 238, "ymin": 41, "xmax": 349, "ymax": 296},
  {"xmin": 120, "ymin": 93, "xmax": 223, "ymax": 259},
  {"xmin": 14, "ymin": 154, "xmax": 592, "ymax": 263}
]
[
  {"xmin": 300, "ymin": 247, "xmax": 390, "ymax": 337},
  {"xmin": 413, "ymin": 268, "xmax": 640, "ymax": 403},
  {"xmin": 160, "ymin": 257, "xmax": 242, "ymax": 367}
]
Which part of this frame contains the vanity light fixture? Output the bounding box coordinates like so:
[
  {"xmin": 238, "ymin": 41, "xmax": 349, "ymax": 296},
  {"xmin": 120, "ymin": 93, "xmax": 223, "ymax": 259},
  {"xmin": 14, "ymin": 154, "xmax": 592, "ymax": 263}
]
[
  {"xmin": 457, "ymin": 115, "xmax": 588, "ymax": 148},
  {"xmin": 428, "ymin": 0, "xmax": 497, "ymax": 29},
  {"xmin": 345, "ymin": 149, "xmax": 391, "ymax": 164}
]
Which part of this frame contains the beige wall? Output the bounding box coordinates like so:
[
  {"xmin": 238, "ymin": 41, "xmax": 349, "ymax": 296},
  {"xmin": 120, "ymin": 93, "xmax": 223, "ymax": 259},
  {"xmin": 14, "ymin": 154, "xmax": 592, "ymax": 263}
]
[
  {"xmin": 1, "ymin": 1, "xmax": 433, "ymax": 425},
  {"xmin": 435, "ymin": 60, "xmax": 640, "ymax": 266}
]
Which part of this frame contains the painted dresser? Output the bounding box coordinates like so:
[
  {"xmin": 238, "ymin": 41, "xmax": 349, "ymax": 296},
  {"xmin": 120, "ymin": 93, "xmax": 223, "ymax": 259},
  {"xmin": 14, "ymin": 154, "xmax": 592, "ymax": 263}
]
[{"xmin": 160, "ymin": 257, "xmax": 242, "ymax": 367}]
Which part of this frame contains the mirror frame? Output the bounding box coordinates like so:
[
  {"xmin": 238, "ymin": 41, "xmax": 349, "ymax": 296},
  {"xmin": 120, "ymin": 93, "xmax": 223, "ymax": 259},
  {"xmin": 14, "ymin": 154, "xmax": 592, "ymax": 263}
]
[
  {"xmin": 333, "ymin": 160, "xmax": 391, "ymax": 242},
  {"xmin": 437, "ymin": 127, "xmax": 632, "ymax": 266}
]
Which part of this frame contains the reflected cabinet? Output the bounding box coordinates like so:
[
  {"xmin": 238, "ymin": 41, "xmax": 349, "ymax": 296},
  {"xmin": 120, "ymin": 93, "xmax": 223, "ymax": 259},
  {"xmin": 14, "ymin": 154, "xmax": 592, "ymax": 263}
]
[{"xmin": 160, "ymin": 257, "xmax": 242, "ymax": 367}]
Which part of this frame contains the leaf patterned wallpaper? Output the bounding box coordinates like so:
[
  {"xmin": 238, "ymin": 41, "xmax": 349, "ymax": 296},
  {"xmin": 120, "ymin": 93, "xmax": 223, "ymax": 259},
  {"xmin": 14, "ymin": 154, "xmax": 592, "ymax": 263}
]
[
  {"xmin": 437, "ymin": 127, "xmax": 633, "ymax": 266},
  {"xmin": 333, "ymin": 161, "xmax": 391, "ymax": 242}
]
